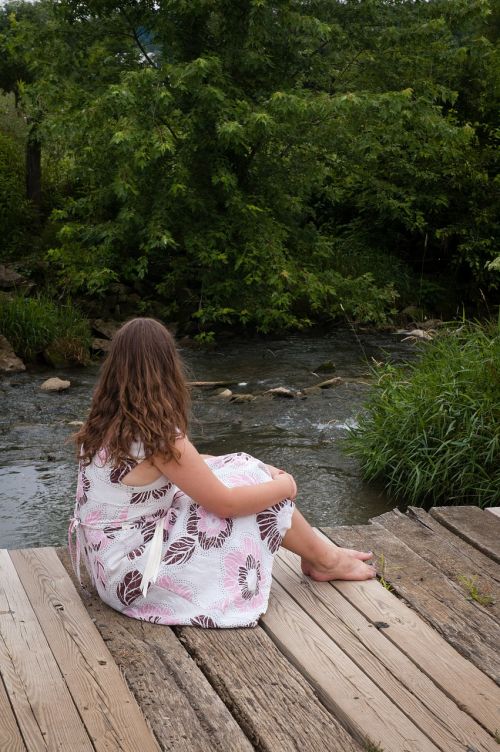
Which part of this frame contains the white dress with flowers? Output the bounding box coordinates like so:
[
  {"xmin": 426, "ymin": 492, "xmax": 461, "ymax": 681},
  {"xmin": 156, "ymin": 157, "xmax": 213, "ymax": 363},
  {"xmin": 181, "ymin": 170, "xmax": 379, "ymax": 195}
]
[{"xmin": 69, "ymin": 448, "xmax": 294, "ymax": 628}]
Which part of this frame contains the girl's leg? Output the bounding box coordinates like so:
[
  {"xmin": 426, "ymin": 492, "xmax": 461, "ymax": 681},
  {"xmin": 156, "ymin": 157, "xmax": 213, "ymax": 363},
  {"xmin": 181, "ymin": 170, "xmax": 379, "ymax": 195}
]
[{"xmin": 281, "ymin": 507, "xmax": 376, "ymax": 581}]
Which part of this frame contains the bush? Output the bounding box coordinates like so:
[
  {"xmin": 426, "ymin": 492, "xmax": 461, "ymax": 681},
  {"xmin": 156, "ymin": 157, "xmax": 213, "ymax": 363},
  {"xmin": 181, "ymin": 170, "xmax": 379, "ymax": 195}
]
[
  {"xmin": 0, "ymin": 294, "xmax": 91, "ymax": 363},
  {"xmin": 0, "ymin": 129, "xmax": 32, "ymax": 256},
  {"xmin": 343, "ymin": 322, "xmax": 500, "ymax": 507}
]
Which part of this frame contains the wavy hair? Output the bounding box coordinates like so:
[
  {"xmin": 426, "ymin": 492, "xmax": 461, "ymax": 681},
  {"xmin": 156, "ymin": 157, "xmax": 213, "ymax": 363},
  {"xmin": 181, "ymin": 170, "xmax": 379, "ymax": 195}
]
[{"xmin": 76, "ymin": 318, "xmax": 190, "ymax": 466}]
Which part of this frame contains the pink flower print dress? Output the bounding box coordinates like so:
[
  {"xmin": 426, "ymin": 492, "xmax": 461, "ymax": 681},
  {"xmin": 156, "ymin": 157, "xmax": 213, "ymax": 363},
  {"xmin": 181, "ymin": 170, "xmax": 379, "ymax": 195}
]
[{"xmin": 69, "ymin": 448, "xmax": 294, "ymax": 628}]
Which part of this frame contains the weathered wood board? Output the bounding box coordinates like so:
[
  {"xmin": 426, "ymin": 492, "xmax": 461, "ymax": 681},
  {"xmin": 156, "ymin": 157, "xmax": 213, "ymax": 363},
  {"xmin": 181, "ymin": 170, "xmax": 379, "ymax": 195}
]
[
  {"xmin": 430, "ymin": 505, "xmax": 500, "ymax": 563},
  {"xmin": 262, "ymin": 579, "xmax": 440, "ymax": 751},
  {"xmin": 11, "ymin": 547, "xmax": 160, "ymax": 752},
  {"xmin": 373, "ymin": 508, "xmax": 500, "ymax": 620},
  {"xmin": 275, "ymin": 548, "xmax": 496, "ymax": 752},
  {"xmin": 0, "ymin": 549, "xmax": 94, "ymax": 751},
  {"xmin": 0, "ymin": 670, "xmax": 26, "ymax": 752},
  {"xmin": 323, "ymin": 524, "xmax": 500, "ymax": 686},
  {"xmin": 176, "ymin": 621, "xmax": 363, "ymax": 752},
  {"xmin": 57, "ymin": 548, "xmax": 255, "ymax": 752}
]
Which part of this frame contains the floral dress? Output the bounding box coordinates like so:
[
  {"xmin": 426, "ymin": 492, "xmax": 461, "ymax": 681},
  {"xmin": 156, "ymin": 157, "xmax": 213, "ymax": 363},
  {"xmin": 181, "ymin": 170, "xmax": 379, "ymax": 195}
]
[{"xmin": 69, "ymin": 447, "xmax": 294, "ymax": 628}]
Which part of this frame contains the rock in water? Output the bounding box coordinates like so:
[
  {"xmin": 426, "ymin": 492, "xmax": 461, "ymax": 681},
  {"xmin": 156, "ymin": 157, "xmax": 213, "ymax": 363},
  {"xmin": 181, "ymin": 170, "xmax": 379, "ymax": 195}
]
[
  {"xmin": 314, "ymin": 360, "xmax": 336, "ymax": 373},
  {"xmin": 211, "ymin": 388, "xmax": 233, "ymax": 400},
  {"xmin": 301, "ymin": 386, "xmax": 322, "ymax": 397},
  {"xmin": 40, "ymin": 377, "xmax": 71, "ymax": 392},
  {"xmin": 230, "ymin": 393, "xmax": 255, "ymax": 403},
  {"xmin": 315, "ymin": 377, "xmax": 343, "ymax": 389},
  {"xmin": 402, "ymin": 329, "xmax": 433, "ymax": 342},
  {"xmin": 263, "ymin": 387, "xmax": 296, "ymax": 398},
  {"xmin": 0, "ymin": 335, "xmax": 25, "ymax": 373}
]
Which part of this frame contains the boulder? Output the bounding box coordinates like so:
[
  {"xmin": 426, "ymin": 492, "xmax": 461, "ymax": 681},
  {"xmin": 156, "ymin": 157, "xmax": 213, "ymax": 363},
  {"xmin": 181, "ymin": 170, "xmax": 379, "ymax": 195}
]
[
  {"xmin": 0, "ymin": 264, "xmax": 25, "ymax": 289},
  {"xmin": 0, "ymin": 335, "xmax": 25, "ymax": 373},
  {"xmin": 40, "ymin": 377, "xmax": 71, "ymax": 392},
  {"xmin": 263, "ymin": 387, "xmax": 296, "ymax": 398},
  {"xmin": 401, "ymin": 305, "xmax": 425, "ymax": 322},
  {"xmin": 91, "ymin": 337, "xmax": 112, "ymax": 354},
  {"xmin": 91, "ymin": 319, "xmax": 122, "ymax": 340}
]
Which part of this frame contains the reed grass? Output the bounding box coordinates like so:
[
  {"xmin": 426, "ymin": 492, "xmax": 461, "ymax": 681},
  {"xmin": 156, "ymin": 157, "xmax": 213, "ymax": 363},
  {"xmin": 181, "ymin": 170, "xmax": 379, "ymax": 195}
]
[
  {"xmin": 343, "ymin": 321, "xmax": 500, "ymax": 508},
  {"xmin": 0, "ymin": 294, "xmax": 91, "ymax": 363}
]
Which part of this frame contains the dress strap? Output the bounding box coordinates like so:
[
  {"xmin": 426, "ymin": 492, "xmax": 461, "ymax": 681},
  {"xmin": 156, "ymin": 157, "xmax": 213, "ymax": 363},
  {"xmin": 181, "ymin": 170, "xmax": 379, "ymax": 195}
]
[
  {"xmin": 140, "ymin": 517, "xmax": 165, "ymax": 597},
  {"xmin": 68, "ymin": 517, "xmax": 81, "ymax": 583}
]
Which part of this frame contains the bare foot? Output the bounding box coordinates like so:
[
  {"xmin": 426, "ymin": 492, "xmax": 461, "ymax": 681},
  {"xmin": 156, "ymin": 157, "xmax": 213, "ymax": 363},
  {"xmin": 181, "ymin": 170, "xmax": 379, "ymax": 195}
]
[{"xmin": 301, "ymin": 546, "xmax": 376, "ymax": 581}]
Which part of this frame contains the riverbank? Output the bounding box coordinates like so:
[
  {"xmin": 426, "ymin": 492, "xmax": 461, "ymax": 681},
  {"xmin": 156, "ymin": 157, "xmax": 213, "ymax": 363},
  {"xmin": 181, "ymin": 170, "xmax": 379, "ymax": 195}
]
[{"xmin": 0, "ymin": 329, "xmax": 418, "ymax": 548}]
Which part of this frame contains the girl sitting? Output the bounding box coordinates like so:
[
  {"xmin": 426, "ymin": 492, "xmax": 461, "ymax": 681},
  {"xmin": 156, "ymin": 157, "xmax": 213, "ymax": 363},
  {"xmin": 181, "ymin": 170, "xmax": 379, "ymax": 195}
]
[{"xmin": 70, "ymin": 318, "xmax": 375, "ymax": 628}]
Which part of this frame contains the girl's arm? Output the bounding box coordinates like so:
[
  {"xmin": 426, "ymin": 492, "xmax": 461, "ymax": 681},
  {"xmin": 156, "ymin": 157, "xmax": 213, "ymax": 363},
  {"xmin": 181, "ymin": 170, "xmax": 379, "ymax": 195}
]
[{"xmin": 152, "ymin": 436, "xmax": 296, "ymax": 518}]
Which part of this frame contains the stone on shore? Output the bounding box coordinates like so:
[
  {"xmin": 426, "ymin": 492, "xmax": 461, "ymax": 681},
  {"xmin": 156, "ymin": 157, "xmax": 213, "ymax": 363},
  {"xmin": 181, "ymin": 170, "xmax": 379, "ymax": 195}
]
[
  {"xmin": 91, "ymin": 319, "xmax": 122, "ymax": 340},
  {"xmin": 0, "ymin": 264, "xmax": 29, "ymax": 290},
  {"xmin": 0, "ymin": 335, "xmax": 26, "ymax": 373},
  {"xmin": 91, "ymin": 337, "xmax": 112, "ymax": 353},
  {"xmin": 40, "ymin": 377, "xmax": 71, "ymax": 392}
]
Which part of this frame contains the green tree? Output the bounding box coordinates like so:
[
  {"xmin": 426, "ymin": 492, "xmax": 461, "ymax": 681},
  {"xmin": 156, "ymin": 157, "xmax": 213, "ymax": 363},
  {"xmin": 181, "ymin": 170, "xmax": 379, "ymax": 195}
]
[{"xmin": 3, "ymin": 0, "xmax": 499, "ymax": 328}]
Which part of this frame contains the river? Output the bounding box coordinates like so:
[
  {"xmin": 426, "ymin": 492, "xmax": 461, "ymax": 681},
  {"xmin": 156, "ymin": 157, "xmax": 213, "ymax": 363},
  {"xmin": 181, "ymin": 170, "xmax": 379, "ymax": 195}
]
[{"xmin": 0, "ymin": 329, "xmax": 416, "ymax": 548}]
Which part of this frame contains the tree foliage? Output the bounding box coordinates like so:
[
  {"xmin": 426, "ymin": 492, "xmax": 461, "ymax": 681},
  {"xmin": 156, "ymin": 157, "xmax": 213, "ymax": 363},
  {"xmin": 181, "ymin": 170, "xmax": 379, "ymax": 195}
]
[{"xmin": 1, "ymin": 0, "xmax": 499, "ymax": 331}]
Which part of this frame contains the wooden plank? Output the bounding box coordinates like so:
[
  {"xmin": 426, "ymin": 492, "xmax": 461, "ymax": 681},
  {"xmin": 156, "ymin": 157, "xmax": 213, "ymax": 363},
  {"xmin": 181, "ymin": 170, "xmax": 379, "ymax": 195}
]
[
  {"xmin": 406, "ymin": 507, "xmax": 500, "ymax": 585},
  {"xmin": 430, "ymin": 506, "xmax": 500, "ymax": 564},
  {"xmin": 0, "ymin": 674, "xmax": 26, "ymax": 752},
  {"xmin": 324, "ymin": 525, "xmax": 500, "ymax": 734},
  {"xmin": 261, "ymin": 579, "xmax": 440, "ymax": 752},
  {"xmin": 374, "ymin": 508, "xmax": 500, "ymax": 620},
  {"xmin": 274, "ymin": 549, "xmax": 496, "ymax": 752},
  {"xmin": 11, "ymin": 547, "xmax": 160, "ymax": 752},
  {"xmin": 176, "ymin": 622, "xmax": 362, "ymax": 752},
  {"xmin": 57, "ymin": 547, "xmax": 257, "ymax": 752},
  {"xmin": 323, "ymin": 522, "xmax": 500, "ymax": 685},
  {"xmin": 0, "ymin": 549, "xmax": 93, "ymax": 751}
]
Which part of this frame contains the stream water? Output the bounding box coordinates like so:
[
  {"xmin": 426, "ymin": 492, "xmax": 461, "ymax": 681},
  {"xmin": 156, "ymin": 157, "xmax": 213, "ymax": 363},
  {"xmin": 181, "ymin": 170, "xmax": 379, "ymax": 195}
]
[{"xmin": 0, "ymin": 329, "xmax": 417, "ymax": 549}]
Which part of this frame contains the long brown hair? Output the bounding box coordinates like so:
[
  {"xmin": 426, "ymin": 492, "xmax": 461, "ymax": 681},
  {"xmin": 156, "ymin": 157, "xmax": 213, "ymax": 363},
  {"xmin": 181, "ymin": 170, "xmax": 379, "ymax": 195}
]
[{"xmin": 76, "ymin": 318, "xmax": 190, "ymax": 466}]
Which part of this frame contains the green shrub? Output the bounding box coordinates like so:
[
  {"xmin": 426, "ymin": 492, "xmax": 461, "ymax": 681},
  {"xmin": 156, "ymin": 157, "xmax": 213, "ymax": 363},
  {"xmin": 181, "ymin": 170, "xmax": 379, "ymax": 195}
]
[
  {"xmin": 0, "ymin": 130, "xmax": 32, "ymax": 256},
  {"xmin": 343, "ymin": 322, "xmax": 500, "ymax": 507},
  {"xmin": 0, "ymin": 295, "xmax": 91, "ymax": 364}
]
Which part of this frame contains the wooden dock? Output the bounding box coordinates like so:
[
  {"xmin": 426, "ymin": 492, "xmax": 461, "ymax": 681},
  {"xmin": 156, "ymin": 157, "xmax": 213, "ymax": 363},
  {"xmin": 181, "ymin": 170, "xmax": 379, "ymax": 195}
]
[{"xmin": 1, "ymin": 505, "xmax": 500, "ymax": 751}]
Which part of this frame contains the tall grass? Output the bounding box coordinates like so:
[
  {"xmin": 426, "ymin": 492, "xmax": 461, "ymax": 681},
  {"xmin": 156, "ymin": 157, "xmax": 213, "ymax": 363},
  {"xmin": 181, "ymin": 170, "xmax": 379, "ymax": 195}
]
[
  {"xmin": 343, "ymin": 322, "xmax": 500, "ymax": 507},
  {"xmin": 0, "ymin": 295, "xmax": 91, "ymax": 364}
]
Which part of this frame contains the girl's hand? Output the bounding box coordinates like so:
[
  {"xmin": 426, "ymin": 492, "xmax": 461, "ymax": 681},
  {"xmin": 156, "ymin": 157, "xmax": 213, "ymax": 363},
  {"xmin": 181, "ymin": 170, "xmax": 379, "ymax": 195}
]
[
  {"xmin": 266, "ymin": 464, "xmax": 284, "ymax": 480},
  {"xmin": 267, "ymin": 465, "xmax": 297, "ymax": 500}
]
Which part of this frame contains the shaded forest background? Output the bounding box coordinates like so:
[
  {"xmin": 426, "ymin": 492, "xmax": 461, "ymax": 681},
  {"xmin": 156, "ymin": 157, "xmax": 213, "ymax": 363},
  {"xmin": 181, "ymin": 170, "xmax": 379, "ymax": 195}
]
[{"xmin": 1, "ymin": 0, "xmax": 499, "ymax": 336}]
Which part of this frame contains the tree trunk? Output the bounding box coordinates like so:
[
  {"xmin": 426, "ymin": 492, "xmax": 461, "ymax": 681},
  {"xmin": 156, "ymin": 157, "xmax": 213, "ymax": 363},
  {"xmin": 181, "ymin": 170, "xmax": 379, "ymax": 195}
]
[{"xmin": 26, "ymin": 126, "xmax": 42, "ymax": 209}]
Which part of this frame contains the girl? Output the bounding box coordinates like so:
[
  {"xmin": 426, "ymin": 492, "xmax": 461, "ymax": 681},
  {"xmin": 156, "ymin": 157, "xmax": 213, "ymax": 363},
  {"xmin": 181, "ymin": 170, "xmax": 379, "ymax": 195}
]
[{"xmin": 70, "ymin": 318, "xmax": 375, "ymax": 628}]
